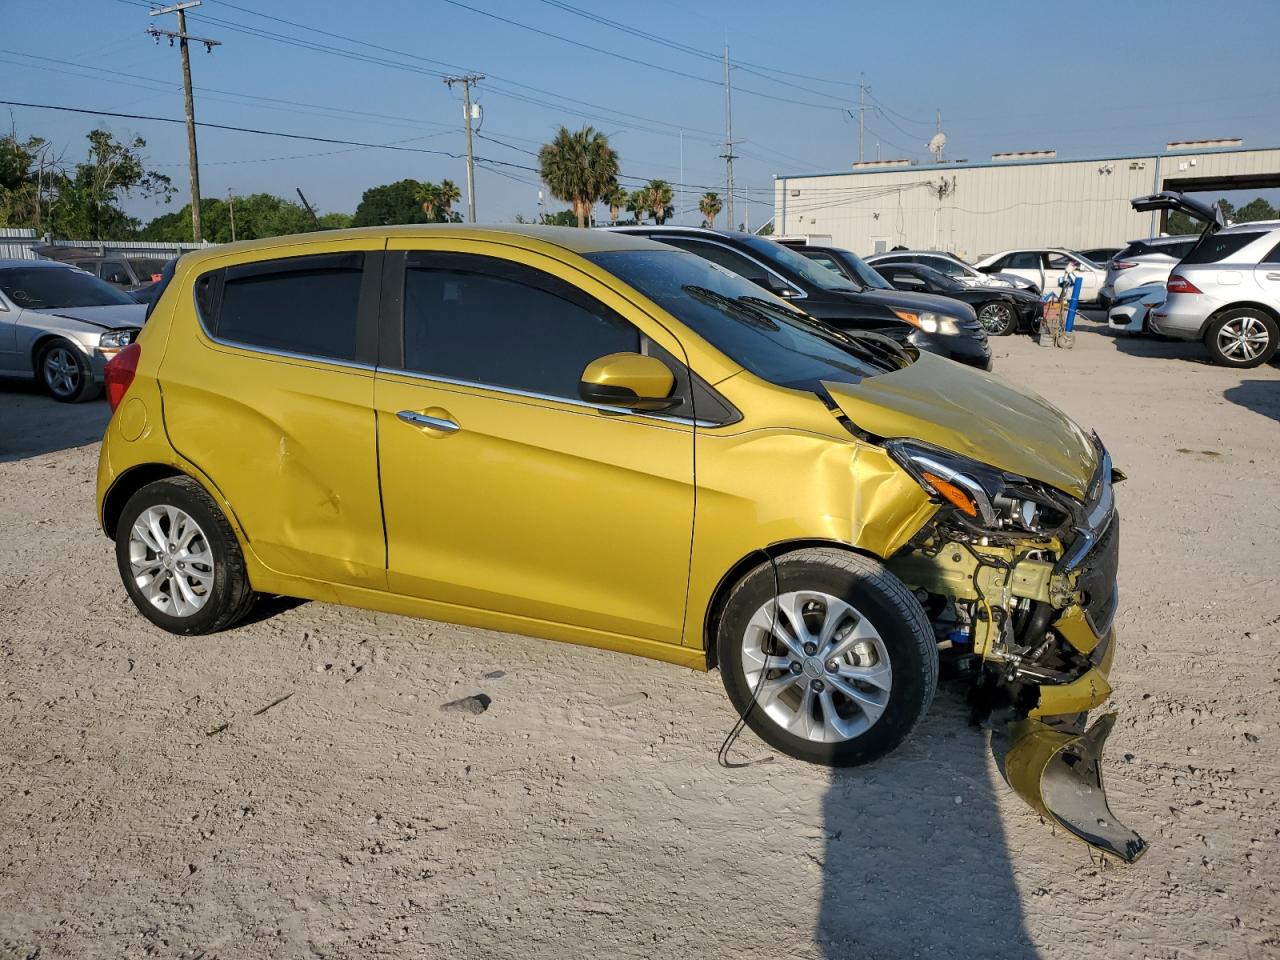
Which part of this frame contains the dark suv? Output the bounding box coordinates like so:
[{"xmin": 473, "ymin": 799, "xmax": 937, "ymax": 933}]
[{"xmin": 610, "ymin": 227, "xmax": 991, "ymax": 369}]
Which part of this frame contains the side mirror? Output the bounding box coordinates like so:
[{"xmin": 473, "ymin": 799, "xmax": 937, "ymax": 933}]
[{"xmin": 579, "ymin": 352, "xmax": 679, "ymax": 411}]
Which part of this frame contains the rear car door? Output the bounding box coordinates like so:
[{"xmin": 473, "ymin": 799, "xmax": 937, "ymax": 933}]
[
  {"xmin": 1255, "ymin": 236, "xmax": 1280, "ymax": 304},
  {"xmin": 160, "ymin": 240, "xmax": 388, "ymax": 589},
  {"xmin": 374, "ymin": 240, "xmax": 695, "ymax": 646}
]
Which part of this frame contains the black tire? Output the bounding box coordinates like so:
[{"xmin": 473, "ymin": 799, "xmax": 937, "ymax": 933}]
[
  {"xmin": 114, "ymin": 476, "xmax": 256, "ymax": 635},
  {"xmin": 976, "ymin": 301, "xmax": 1017, "ymax": 337},
  {"xmin": 717, "ymin": 548, "xmax": 938, "ymax": 767},
  {"xmin": 1203, "ymin": 308, "xmax": 1279, "ymax": 368},
  {"xmin": 37, "ymin": 339, "xmax": 101, "ymax": 403}
]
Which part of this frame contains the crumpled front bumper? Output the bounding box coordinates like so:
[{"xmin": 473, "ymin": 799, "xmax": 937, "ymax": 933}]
[{"xmin": 1003, "ymin": 611, "xmax": 1148, "ymax": 862}]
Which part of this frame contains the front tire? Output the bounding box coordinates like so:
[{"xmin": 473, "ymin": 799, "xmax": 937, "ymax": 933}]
[
  {"xmin": 38, "ymin": 339, "xmax": 100, "ymax": 403},
  {"xmin": 115, "ymin": 477, "xmax": 256, "ymax": 635},
  {"xmin": 977, "ymin": 301, "xmax": 1017, "ymax": 336},
  {"xmin": 717, "ymin": 548, "xmax": 938, "ymax": 767},
  {"xmin": 1204, "ymin": 308, "xmax": 1279, "ymax": 368}
]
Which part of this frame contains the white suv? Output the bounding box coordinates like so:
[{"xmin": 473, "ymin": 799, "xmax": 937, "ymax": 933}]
[
  {"xmin": 973, "ymin": 248, "xmax": 1105, "ymax": 302},
  {"xmin": 1098, "ymin": 235, "xmax": 1198, "ymax": 310},
  {"xmin": 1135, "ymin": 192, "xmax": 1280, "ymax": 367}
]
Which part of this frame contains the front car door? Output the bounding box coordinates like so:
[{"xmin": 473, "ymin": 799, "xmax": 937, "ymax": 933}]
[{"xmin": 374, "ymin": 239, "xmax": 696, "ymax": 649}]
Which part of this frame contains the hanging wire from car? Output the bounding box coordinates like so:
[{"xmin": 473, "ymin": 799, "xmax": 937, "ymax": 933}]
[{"xmin": 717, "ymin": 550, "xmax": 780, "ymax": 769}]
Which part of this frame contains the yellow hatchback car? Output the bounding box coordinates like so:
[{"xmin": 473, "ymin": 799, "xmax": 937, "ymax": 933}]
[{"xmin": 97, "ymin": 225, "xmax": 1143, "ymax": 860}]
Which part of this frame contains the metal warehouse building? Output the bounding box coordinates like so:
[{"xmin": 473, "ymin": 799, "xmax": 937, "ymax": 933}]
[{"xmin": 771, "ymin": 140, "xmax": 1280, "ymax": 261}]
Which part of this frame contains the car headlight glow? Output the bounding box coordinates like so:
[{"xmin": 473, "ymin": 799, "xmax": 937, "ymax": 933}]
[
  {"xmin": 892, "ymin": 309, "xmax": 960, "ymax": 336},
  {"xmin": 98, "ymin": 329, "xmax": 137, "ymax": 349},
  {"xmin": 885, "ymin": 439, "xmax": 1072, "ymax": 536}
]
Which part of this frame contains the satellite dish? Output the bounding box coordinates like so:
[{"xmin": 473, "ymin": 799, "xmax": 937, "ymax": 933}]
[{"xmin": 928, "ymin": 131, "xmax": 948, "ymax": 163}]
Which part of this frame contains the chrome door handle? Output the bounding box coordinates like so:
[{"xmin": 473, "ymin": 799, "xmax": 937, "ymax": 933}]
[
  {"xmin": 396, "ymin": 410, "xmax": 459, "ymax": 432},
  {"xmin": 1266, "ymin": 272, "xmax": 1280, "ymax": 281}
]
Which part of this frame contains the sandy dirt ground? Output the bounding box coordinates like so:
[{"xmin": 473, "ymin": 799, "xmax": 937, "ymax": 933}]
[{"xmin": 1, "ymin": 319, "xmax": 1278, "ymax": 960}]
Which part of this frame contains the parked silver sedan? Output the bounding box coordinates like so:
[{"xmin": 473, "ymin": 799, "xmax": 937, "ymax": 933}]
[{"xmin": 0, "ymin": 259, "xmax": 145, "ymax": 402}]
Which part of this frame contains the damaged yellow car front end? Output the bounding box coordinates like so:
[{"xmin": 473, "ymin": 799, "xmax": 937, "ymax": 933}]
[{"xmin": 825, "ymin": 354, "xmax": 1147, "ymax": 862}]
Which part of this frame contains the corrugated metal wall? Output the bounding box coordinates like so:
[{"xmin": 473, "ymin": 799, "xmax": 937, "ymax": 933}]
[
  {"xmin": 0, "ymin": 228, "xmax": 214, "ymax": 261},
  {"xmin": 774, "ymin": 147, "xmax": 1280, "ymax": 260}
]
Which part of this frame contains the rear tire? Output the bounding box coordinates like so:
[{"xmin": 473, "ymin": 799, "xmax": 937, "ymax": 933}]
[
  {"xmin": 1204, "ymin": 308, "xmax": 1279, "ymax": 368},
  {"xmin": 717, "ymin": 548, "xmax": 938, "ymax": 767},
  {"xmin": 114, "ymin": 477, "xmax": 256, "ymax": 635},
  {"xmin": 37, "ymin": 339, "xmax": 100, "ymax": 403}
]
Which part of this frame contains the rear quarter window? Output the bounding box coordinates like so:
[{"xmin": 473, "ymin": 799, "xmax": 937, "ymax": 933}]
[
  {"xmin": 1182, "ymin": 232, "xmax": 1267, "ymax": 265},
  {"xmin": 198, "ymin": 252, "xmax": 365, "ymax": 362}
]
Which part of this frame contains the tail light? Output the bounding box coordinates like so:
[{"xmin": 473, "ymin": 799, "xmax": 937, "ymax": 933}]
[
  {"xmin": 1166, "ymin": 274, "xmax": 1202, "ymax": 295},
  {"xmin": 1112, "ymin": 261, "xmax": 1138, "ymax": 271},
  {"xmin": 105, "ymin": 342, "xmax": 141, "ymax": 411}
]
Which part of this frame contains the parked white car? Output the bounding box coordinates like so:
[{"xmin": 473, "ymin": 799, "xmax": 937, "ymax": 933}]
[
  {"xmin": 1106, "ymin": 283, "xmax": 1166, "ymax": 334},
  {"xmin": 973, "ymin": 248, "xmax": 1105, "ymax": 302},
  {"xmin": 1098, "ymin": 235, "xmax": 1198, "ymax": 310},
  {"xmin": 864, "ymin": 251, "xmax": 1037, "ymax": 293}
]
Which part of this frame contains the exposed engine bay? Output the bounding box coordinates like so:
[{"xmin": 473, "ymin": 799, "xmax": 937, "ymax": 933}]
[{"xmin": 882, "ymin": 435, "xmax": 1148, "ymax": 862}]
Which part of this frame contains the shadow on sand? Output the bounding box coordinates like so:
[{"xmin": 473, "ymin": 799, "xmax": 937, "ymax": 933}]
[
  {"xmin": 0, "ymin": 379, "xmax": 111, "ymax": 463},
  {"xmin": 817, "ymin": 686, "xmax": 1039, "ymax": 959},
  {"xmin": 1224, "ymin": 379, "xmax": 1280, "ymax": 424}
]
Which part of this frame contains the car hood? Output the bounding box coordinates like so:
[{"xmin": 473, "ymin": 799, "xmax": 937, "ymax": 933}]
[
  {"xmin": 824, "ymin": 351, "xmax": 1098, "ymax": 500},
  {"xmin": 849, "ymin": 287, "xmax": 976, "ymax": 322},
  {"xmin": 30, "ymin": 303, "xmax": 145, "ymax": 330}
]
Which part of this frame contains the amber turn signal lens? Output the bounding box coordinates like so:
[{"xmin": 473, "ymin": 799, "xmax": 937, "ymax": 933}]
[{"xmin": 920, "ymin": 471, "xmax": 978, "ymax": 517}]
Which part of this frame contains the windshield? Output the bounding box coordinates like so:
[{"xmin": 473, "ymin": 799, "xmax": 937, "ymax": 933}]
[
  {"xmin": 821, "ymin": 248, "xmax": 893, "ymax": 290},
  {"xmin": 0, "ymin": 266, "xmax": 136, "ymax": 309},
  {"xmin": 588, "ymin": 249, "xmax": 908, "ymax": 389},
  {"xmin": 913, "ymin": 265, "xmax": 965, "ymax": 291},
  {"xmin": 734, "ymin": 235, "xmax": 861, "ymax": 293}
]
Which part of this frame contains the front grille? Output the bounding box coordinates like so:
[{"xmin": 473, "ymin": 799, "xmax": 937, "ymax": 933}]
[{"xmin": 1079, "ymin": 513, "xmax": 1120, "ymax": 636}]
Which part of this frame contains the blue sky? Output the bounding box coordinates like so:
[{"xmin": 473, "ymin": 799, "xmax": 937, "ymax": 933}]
[{"xmin": 5, "ymin": 0, "xmax": 1280, "ymax": 228}]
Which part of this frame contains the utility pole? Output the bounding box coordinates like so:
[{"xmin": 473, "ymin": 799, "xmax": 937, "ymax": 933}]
[
  {"xmin": 444, "ymin": 74, "xmax": 484, "ymax": 223},
  {"xmin": 720, "ymin": 45, "xmax": 738, "ymax": 230},
  {"xmin": 857, "ymin": 74, "xmax": 869, "ymax": 163},
  {"xmin": 147, "ymin": 1, "xmax": 219, "ymax": 243},
  {"xmin": 227, "ymin": 188, "xmax": 235, "ymax": 241}
]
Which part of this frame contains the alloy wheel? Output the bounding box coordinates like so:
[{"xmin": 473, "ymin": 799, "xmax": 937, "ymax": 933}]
[
  {"xmin": 1217, "ymin": 315, "xmax": 1271, "ymax": 362},
  {"xmin": 977, "ymin": 302, "xmax": 1015, "ymax": 335},
  {"xmin": 42, "ymin": 346, "xmax": 81, "ymax": 398},
  {"xmin": 127, "ymin": 505, "xmax": 215, "ymax": 617},
  {"xmin": 741, "ymin": 590, "xmax": 892, "ymax": 743}
]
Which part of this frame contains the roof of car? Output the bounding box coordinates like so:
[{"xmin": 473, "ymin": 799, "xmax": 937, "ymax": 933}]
[
  {"xmin": 172, "ymin": 223, "xmax": 664, "ymax": 270},
  {"xmin": 0, "ymin": 258, "xmax": 79, "ymax": 270},
  {"xmin": 1217, "ymin": 219, "xmax": 1280, "ymax": 234},
  {"xmin": 865, "ymin": 250, "xmax": 960, "ymax": 259}
]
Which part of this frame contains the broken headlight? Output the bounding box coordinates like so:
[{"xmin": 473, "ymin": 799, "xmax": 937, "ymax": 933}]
[
  {"xmin": 98, "ymin": 329, "xmax": 137, "ymax": 349},
  {"xmin": 885, "ymin": 439, "xmax": 1071, "ymax": 536}
]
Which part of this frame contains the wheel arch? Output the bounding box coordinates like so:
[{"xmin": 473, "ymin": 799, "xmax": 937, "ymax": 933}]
[
  {"xmin": 1199, "ymin": 300, "xmax": 1280, "ymax": 339},
  {"xmin": 101, "ymin": 463, "xmax": 189, "ymax": 539},
  {"xmin": 702, "ymin": 539, "xmax": 883, "ymax": 668}
]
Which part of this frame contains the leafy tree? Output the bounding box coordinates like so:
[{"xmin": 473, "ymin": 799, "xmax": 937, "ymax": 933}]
[
  {"xmin": 1234, "ymin": 197, "xmax": 1277, "ymax": 222},
  {"xmin": 352, "ymin": 179, "xmax": 431, "ymax": 227},
  {"xmin": 58, "ymin": 130, "xmax": 174, "ymax": 239},
  {"xmin": 538, "ymin": 125, "xmax": 619, "ymax": 227},
  {"xmin": 698, "ymin": 191, "xmax": 722, "ymax": 229},
  {"xmin": 436, "ymin": 179, "xmax": 461, "ymax": 219},
  {"xmin": 141, "ymin": 193, "xmax": 348, "ymax": 242},
  {"xmin": 413, "ymin": 179, "xmax": 463, "ymax": 222},
  {"xmin": 317, "ymin": 212, "xmax": 353, "ymax": 230},
  {"xmin": 626, "ymin": 189, "xmax": 647, "ymax": 222}
]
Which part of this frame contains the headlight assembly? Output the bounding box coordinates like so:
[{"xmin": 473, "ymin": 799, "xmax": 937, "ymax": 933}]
[
  {"xmin": 892, "ymin": 309, "xmax": 961, "ymax": 336},
  {"xmin": 885, "ymin": 439, "xmax": 1071, "ymax": 536},
  {"xmin": 99, "ymin": 329, "xmax": 137, "ymax": 350}
]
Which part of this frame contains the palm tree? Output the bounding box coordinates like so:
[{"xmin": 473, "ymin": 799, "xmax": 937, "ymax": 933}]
[
  {"xmin": 415, "ymin": 181, "xmax": 440, "ymax": 221},
  {"xmin": 699, "ymin": 191, "xmax": 722, "ymax": 229},
  {"xmin": 645, "ymin": 179, "xmax": 674, "ymax": 225},
  {"xmin": 626, "ymin": 189, "xmax": 647, "ymax": 223},
  {"xmin": 605, "ymin": 183, "xmax": 629, "ymax": 225},
  {"xmin": 538, "ymin": 125, "xmax": 619, "ymax": 227},
  {"xmin": 437, "ymin": 179, "xmax": 461, "ymax": 221}
]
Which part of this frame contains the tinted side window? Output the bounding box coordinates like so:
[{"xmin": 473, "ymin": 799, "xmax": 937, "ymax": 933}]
[
  {"xmin": 1182, "ymin": 232, "xmax": 1266, "ymax": 265},
  {"xmin": 211, "ymin": 253, "xmax": 364, "ymax": 361},
  {"xmin": 1263, "ymin": 241, "xmax": 1280, "ymax": 265},
  {"xmin": 803, "ymin": 252, "xmax": 848, "ymax": 278},
  {"xmin": 402, "ymin": 255, "xmax": 639, "ymax": 400},
  {"xmin": 1006, "ymin": 252, "xmax": 1042, "ymax": 269},
  {"xmin": 101, "ymin": 261, "xmax": 132, "ymax": 284}
]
